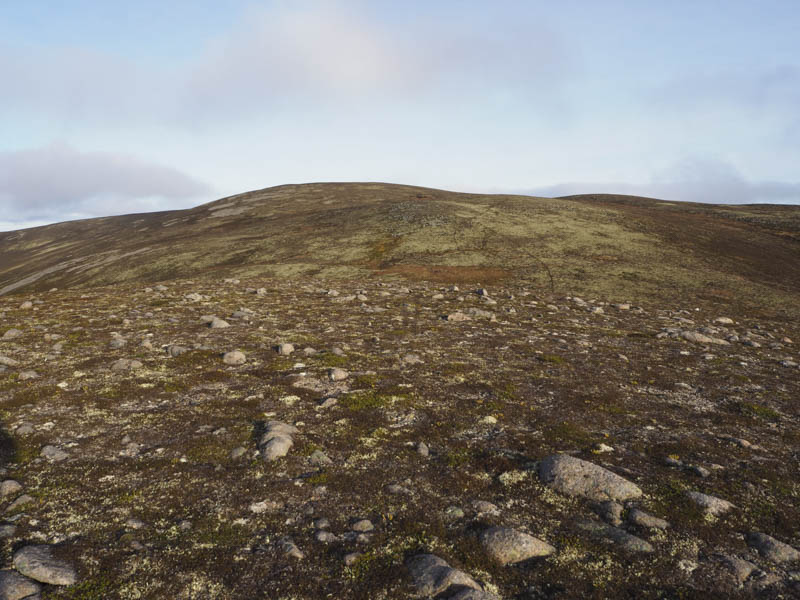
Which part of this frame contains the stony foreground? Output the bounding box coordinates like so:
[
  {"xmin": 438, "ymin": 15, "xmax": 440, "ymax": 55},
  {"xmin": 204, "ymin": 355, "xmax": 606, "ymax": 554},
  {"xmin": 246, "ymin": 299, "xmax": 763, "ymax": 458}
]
[{"xmin": 0, "ymin": 278, "xmax": 798, "ymax": 599}]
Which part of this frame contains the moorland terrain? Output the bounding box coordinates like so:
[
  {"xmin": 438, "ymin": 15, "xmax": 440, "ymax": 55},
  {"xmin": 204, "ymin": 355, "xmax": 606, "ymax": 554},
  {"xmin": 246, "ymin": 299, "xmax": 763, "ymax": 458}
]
[{"xmin": 0, "ymin": 183, "xmax": 798, "ymax": 599}]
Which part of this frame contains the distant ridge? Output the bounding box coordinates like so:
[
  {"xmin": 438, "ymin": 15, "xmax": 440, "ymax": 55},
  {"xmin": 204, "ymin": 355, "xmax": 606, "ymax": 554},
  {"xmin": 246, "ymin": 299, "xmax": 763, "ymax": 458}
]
[{"xmin": 1, "ymin": 182, "xmax": 799, "ymax": 316}]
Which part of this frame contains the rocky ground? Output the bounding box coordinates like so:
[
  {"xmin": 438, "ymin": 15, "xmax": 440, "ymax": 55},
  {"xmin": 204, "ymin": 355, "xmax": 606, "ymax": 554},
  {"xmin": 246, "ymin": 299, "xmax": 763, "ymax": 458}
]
[{"xmin": 0, "ymin": 277, "xmax": 798, "ymax": 599}]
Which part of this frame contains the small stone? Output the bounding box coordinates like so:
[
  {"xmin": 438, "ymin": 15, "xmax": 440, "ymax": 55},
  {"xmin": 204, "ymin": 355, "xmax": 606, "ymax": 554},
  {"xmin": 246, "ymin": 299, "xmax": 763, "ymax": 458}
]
[
  {"xmin": 125, "ymin": 518, "xmax": 146, "ymax": 530},
  {"xmin": 317, "ymin": 397, "xmax": 337, "ymax": 409},
  {"xmin": 444, "ymin": 506, "xmax": 465, "ymax": 521},
  {"xmin": 279, "ymin": 538, "xmax": 304, "ymax": 559},
  {"xmin": 351, "ymin": 519, "xmax": 374, "ymax": 532},
  {"xmin": 249, "ymin": 500, "xmax": 280, "ymax": 514},
  {"xmin": 178, "ymin": 520, "xmax": 192, "ymax": 531},
  {"xmin": 19, "ymin": 301, "xmax": 33, "ymax": 310},
  {"xmin": 222, "ymin": 351, "xmax": 246, "ymax": 365},
  {"xmin": 40, "ymin": 446, "xmax": 68, "ymax": 462},
  {"xmin": 314, "ymin": 530, "xmax": 338, "ymax": 543},
  {"xmin": 445, "ymin": 312, "xmax": 471, "ymax": 322},
  {"xmin": 472, "ymin": 500, "xmax": 500, "ymax": 515},
  {"xmin": 18, "ymin": 371, "xmax": 38, "ymax": 381},
  {"xmin": 277, "ymin": 343, "xmax": 295, "ymax": 356},
  {"xmin": 5, "ymin": 495, "xmax": 34, "ymax": 512},
  {"xmin": 309, "ymin": 450, "xmax": 333, "ymax": 467},
  {"xmin": 401, "ymin": 353, "xmax": 424, "ymax": 365},
  {"xmin": 109, "ymin": 337, "xmax": 126, "ymax": 349},
  {"xmin": 417, "ymin": 441, "xmax": 429, "ymax": 457},
  {"xmin": 593, "ymin": 443, "xmax": 614, "ymax": 454},
  {"xmin": 0, "ymin": 480, "xmax": 22, "ymax": 497},
  {"xmin": 0, "ymin": 355, "xmax": 19, "ymax": 367},
  {"xmin": 0, "ymin": 524, "xmax": 16, "ymax": 538},
  {"xmin": 2, "ymin": 329, "xmax": 22, "ymax": 341},
  {"xmin": 167, "ymin": 345, "xmax": 189, "ymax": 357},
  {"xmin": 208, "ymin": 318, "xmax": 230, "ymax": 329},
  {"xmin": 576, "ymin": 520, "xmax": 654, "ymax": 553},
  {"xmin": 686, "ymin": 491, "xmax": 735, "ymax": 516},
  {"xmin": 328, "ymin": 368, "xmax": 348, "ymax": 381},
  {"xmin": 0, "ymin": 569, "xmax": 42, "ymax": 599},
  {"xmin": 746, "ymin": 532, "xmax": 800, "ymax": 563},
  {"xmin": 479, "ymin": 526, "xmax": 556, "ymax": 565},
  {"xmin": 688, "ymin": 465, "xmax": 710, "ymax": 478},
  {"xmin": 714, "ymin": 317, "xmax": 734, "ymax": 325},
  {"xmin": 111, "ymin": 358, "xmax": 143, "ymax": 371},
  {"xmin": 314, "ymin": 518, "xmax": 330, "ymax": 529},
  {"xmin": 13, "ymin": 545, "xmax": 77, "ymax": 586},
  {"xmin": 229, "ymin": 447, "xmax": 246, "ymax": 459},
  {"xmin": 595, "ymin": 501, "xmax": 623, "ymax": 526},
  {"xmin": 344, "ymin": 552, "xmax": 361, "ymax": 566},
  {"xmin": 14, "ymin": 424, "xmax": 34, "ymax": 436},
  {"xmin": 627, "ymin": 508, "xmax": 669, "ymax": 529}
]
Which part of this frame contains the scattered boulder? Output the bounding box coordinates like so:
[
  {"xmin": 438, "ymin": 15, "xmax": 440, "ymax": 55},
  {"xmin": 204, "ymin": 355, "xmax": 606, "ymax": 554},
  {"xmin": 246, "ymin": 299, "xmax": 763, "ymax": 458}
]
[
  {"xmin": 406, "ymin": 554, "xmax": 491, "ymax": 599},
  {"xmin": 277, "ymin": 343, "xmax": 295, "ymax": 356},
  {"xmin": 0, "ymin": 355, "xmax": 19, "ymax": 367},
  {"xmin": 166, "ymin": 345, "xmax": 189, "ymax": 357},
  {"xmin": 5, "ymin": 495, "xmax": 34, "ymax": 512},
  {"xmin": 594, "ymin": 500, "xmax": 623, "ymax": 526},
  {"xmin": 479, "ymin": 526, "xmax": 555, "ymax": 565},
  {"xmin": 258, "ymin": 421, "xmax": 298, "ymax": 461},
  {"xmin": 111, "ymin": 358, "xmax": 143, "ymax": 372},
  {"xmin": 746, "ymin": 532, "xmax": 800, "ymax": 563},
  {"xmin": 40, "ymin": 445, "xmax": 68, "ymax": 462},
  {"xmin": 222, "ymin": 351, "xmax": 246, "ymax": 365},
  {"xmin": 13, "ymin": 545, "xmax": 77, "ymax": 586},
  {"xmin": 0, "ymin": 480, "xmax": 23, "ymax": 498},
  {"xmin": 309, "ymin": 450, "xmax": 333, "ymax": 467},
  {"xmin": 208, "ymin": 317, "xmax": 230, "ymax": 329},
  {"xmin": 445, "ymin": 312, "xmax": 471, "ymax": 322},
  {"xmin": 2, "ymin": 329, "xmax": 22, "ymax": 341},
  {"xmin": 539, "ymin": 454, "xmax": 642, "ymax": 502},
  {"xmin": 328, "ymin": 368, "xmax": 348, "ymax": 381},
  {"xmin": 351, "ymin": 519, "xmax": 374, "ymax": 532},
  {"xmin": 0, "ymin": 569, "xmax": 42, "ymax": 599},
  {"xmin": 686, "ymin": 491, "xmax": 735, "ymax": 516},
  {"xmin": 717, "ymin": 555, "xmax": 757, "ymax": 584},
  {"xmin": 627, "ymin": 508, "xmax": 669, "ymax": 530},
  {"xmin": 278, "ymin": 538, "xmax": 304, "ymax": 560},
  {"xmin": 576, "ymin": 520, "xmax": 654, "ymax": 553}
]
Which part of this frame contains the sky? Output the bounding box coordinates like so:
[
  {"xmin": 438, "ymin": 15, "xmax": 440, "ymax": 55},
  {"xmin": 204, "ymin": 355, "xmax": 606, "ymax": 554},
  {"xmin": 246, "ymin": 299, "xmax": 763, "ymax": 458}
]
[{"xmin": 1, "ymin": 0, "xmax": 799, "ymax": 230}]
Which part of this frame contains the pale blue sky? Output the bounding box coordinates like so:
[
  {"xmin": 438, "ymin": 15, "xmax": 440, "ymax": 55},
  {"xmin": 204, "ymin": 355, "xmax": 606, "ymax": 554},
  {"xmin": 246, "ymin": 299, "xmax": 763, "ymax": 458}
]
[{"xmin": 2, "ymin": 0, "xmax": 799, "ymax": 229}]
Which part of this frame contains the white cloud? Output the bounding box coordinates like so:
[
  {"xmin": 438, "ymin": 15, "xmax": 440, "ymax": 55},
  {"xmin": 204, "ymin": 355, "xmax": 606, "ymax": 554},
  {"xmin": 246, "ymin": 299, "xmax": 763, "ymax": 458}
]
[
  {"xmin": 0, "ymin": 2, "xmax": 573, "ymax": 126},
  {"xmin": 0, "ymin": 143, "xmax": 212, "ymax": 228}
]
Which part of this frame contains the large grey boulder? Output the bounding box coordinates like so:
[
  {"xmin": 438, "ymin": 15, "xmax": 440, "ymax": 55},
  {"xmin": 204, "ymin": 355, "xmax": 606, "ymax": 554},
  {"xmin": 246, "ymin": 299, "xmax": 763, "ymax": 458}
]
[
  {"xmin": 13, "ymin": 545, "xmax": 77, "ymax": 586},
  {"xmin": 539, "ymin": 454, "xmax": 642, "ymax": 501}
]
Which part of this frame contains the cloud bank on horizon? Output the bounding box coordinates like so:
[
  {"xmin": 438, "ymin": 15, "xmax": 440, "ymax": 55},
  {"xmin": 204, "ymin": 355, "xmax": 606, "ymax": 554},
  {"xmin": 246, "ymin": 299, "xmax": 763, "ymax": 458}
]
[{"xmin": 1, "ymin": 0, "xmax": 799, "ymax": 230}]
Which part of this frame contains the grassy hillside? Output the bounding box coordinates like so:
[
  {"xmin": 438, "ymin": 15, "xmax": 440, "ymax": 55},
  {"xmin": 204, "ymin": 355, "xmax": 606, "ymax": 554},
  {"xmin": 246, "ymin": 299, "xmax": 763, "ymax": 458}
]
[{"xmin": 1, "ymin": 183, "xmax": 798, "ymax": 317}]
